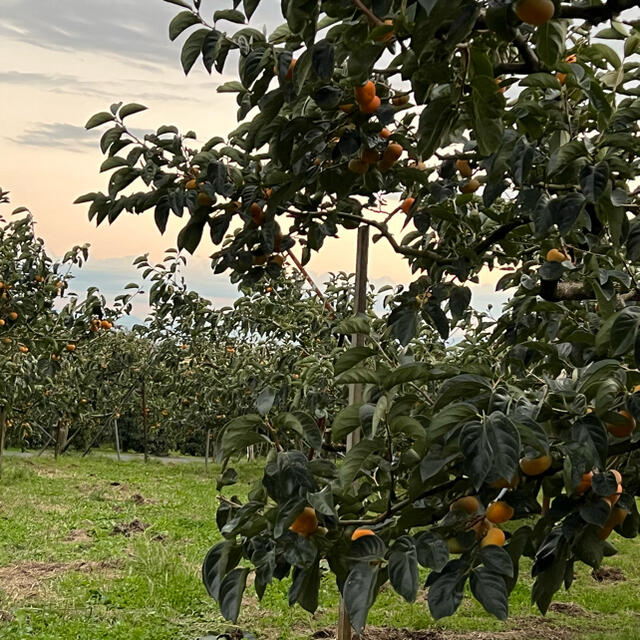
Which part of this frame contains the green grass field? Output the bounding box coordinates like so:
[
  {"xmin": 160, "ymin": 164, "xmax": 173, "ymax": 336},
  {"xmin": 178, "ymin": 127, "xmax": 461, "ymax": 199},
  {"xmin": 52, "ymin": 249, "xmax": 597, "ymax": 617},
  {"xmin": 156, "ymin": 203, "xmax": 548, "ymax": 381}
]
[{"xmin": 1, "ymin": 454, "xmax": 640, "ymax": 639}]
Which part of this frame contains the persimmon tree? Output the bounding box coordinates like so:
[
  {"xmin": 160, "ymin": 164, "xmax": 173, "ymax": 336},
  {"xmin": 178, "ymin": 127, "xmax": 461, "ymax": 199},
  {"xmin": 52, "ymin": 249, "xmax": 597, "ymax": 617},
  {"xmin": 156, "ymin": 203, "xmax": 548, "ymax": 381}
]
[
  {"xmin": 80, "ymin": 0, "xmax": 640, "ymax": 633},
  {"xmin": 0, "ymin": 188, "xmax": 142, "ymax": 463}
]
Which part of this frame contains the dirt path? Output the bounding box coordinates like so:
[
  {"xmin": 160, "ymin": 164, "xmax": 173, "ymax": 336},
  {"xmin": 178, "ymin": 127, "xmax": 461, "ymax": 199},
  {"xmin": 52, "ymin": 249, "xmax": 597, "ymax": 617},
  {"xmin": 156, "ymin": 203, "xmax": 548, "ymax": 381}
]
[{"xmin": 4, "ymin": 449, "xmax": 208, "ymax": 465}]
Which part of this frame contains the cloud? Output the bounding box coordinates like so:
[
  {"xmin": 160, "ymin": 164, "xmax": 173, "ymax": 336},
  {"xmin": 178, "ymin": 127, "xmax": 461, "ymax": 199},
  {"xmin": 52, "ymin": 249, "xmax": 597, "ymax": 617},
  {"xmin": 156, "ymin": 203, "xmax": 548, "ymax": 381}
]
[
  {"xmin": 0, "ymin": 0, "xmax": 285, "ymax": 69},
  {"xmin": 8, "ymin": 122, "xmax": 151, "ymax": 152},
  {"xmin": 9, "ymin": 123, "xmax": 100, "ymax": 150},
  {"xmin": 0, "ymin": 0, "xmax": 178, "ymax": 66},
  {"xmin": 0, "ymin": 70, "xmax": 217, "ymax": 103}
]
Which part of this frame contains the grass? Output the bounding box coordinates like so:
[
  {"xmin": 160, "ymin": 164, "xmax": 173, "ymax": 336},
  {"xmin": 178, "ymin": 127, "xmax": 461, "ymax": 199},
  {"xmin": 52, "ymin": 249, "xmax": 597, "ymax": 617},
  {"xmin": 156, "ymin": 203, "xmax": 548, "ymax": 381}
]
[{"xmin": 1, "ymin": 455, "xmax": 640, "ymax": 639}]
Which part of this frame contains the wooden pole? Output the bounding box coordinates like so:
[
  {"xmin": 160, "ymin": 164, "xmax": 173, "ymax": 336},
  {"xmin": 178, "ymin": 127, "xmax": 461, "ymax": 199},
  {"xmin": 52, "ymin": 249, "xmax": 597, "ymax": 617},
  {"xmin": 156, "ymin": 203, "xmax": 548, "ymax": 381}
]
[
  {"xmin": 338, "ymin": 225, "xmax": 370, "ymax": 640},
  {"xmin": 54, "ymin": 419, "xmax": 61, "ymax": 460},
  {"xmin": 0, "ymin": 406, "xmax": 7, "ymax": 479},
  {"xmin": 141, "ymin": 380, "xmax": 149, "ymax": 463},
  {"xmin": 205, "ymin": 429, "xmax": 211, "ymax": 471},
  {"xmin": 114, "ymin": 417, "xmax": 121, "ymax": 462}
]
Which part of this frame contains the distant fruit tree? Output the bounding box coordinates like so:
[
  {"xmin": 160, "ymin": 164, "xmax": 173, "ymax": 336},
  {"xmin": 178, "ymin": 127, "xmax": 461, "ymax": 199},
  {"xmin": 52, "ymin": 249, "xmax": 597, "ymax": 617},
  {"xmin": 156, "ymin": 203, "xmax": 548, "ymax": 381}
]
[{"xmin": 80, "ymin": 0, "xmax": 640, "ymax": 633}]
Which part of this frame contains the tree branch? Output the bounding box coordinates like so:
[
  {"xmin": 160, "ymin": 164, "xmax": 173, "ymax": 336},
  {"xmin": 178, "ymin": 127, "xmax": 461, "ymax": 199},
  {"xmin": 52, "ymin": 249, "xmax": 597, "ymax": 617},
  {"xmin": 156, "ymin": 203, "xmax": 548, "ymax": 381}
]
[
  {"xmin": 336, "ymin": 212, "xmax": 446, "ymax": 263},
  {"xmin": 559, "ymin": 0, "xmax": 640, "ymax": 23},
  {"xmin": 351, "ymin": 0, "xmax": 383, "ymax": 25},
  {"xmin": 512, "ymin": 32, "xmax": 542, "ymax": 73},
  {"xmin": 552, "ymin": 281, "xmax": 640, "ymax": 302},
  {"xmin": 474, "ymin": 218, "xmax": 529, "ymax": 255},
  {"xmin": 338, "ymin": 478, "xmax": 458, "ymax": 526}
]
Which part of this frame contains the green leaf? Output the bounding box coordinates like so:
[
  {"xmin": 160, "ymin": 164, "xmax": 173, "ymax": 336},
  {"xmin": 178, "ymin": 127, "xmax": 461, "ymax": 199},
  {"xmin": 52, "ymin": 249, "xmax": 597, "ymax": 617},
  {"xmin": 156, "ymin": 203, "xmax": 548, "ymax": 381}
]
[
  {"xmin": 342, "ymin": 561, "xmax": 378, "ymax": 634},
  {"xmin": 610, "ymin": 307, "xmax": 640, "ymax": 357},
  {"xmin": 332, "ymin": 404, "xmax": 362, "ymax": 441},
  {"xmin": 220, "ymin": 414, "xmax": 266, "ymax": 459},
  {"xmin": 218, "ymin": 567, "xmax": 250, "ymax": 623},
  {"xmin": 163, "ymin": 0, "xmax": 191, "ymax": 7},
  {"xmin": 531, "ymin": 530, "xmax": 568, "ymax": 614},
  {"xmin": 519, "ymin": 73, "xmax": 561, "ymax": 89},
  {"xmin": 214, "ymin": 9, "xmax": 246, "ymax": 24},
  {"xmin": 85, "ymin": 112, "xmax": 115, "ymax": 130},
  {"xmin": 339, "ymin": 438, "xmax": 383, "ymax": 485},
  {"xmin": 307, "ymin": 485, "xmax": 336, "ymax": 517},
  {"xmin": 429, "ymin": 402, "xmax": 479, "ymax": 440},
  {"xmin": 415, "ymin": 532, "xmax": 449, "ymax": 571},
  {"xmin": 334, "ymin": 347, "xmax": 377, "ymax": 376},
  {"xmin": 580, "ymin": 162, "xmax": 609, "ymax": 203},
  {"xmin": 177, "ymin": 216, "xmax": 207, "ymax": 254},
  {"xmin": 169, "ymin": 10, "xmax": 200, "ymax": 40},
  {"xmin": 417, "ymin": 97, "xmax": 456, "ymax": 157},
  {"xmin": 573, "ymin": 526, "xmax": 605, "ymax": 569},
  {"xmin": 547, "ymin": 140, "xmax": 586, "ymax": 176},
  {"xmin": 471, "ymin": 76, "xmax": 504, "ymax": 155},
  {"xmin": 181, "ymin": 28, "xmax": 209, "ymax": 74},
  {"xmin": 202, "ymin": 541, "xmax": 242, "ymax": 601},
  {"xmin": 434, "ymin": 374, "xmax": 492, "ymax": 410},
  {"xmin": 289, "ymin": 561, "xmax": 320, "ymax": 613},
  {"xmin": 426, "ymin": 559, "xmax": 467, "ymax": 620},
  {"xmin": 388, "ymin": 536, "xmax": 419, "ymax": 603},
  {"xmin": 335, "ymin": 368, "xmax": 378, "ymax": 385},
  {"xmin": 481, "ymin": 546, "xmax": 514, "ymax": 578},
  {"xmin": 119, "ymin": 103, "xmax": 147, "ymax": 120},
  {"xmin": 243, "ymin": 0, "xmax": 260, "ymax": 20},
  {"xmin": 384, "ymin": 363, "xmax": 429, "ymax": 389},
  {"xmin": 389, "ymin": 306, "xmax": 419, "ymax": 345},
  {"xmin": 294, "ymin": 411, "xmax": 322, "ymax": 451},
  {"xmin": 460, "ymin": 412, "xmax": 520, "ymax": 490},
  {"xmin": 256, "ymin": 386, "xmax": 276, "ymax": 416},
  {"xmin": 470, "ymin": 568, "xmax": 508, "ymax": 620},
  {"xmin": 449, "ymin": 286, "xmax": 471, "ymax": 321},
  {"xmin": 217, "ymin": 81, "xmax": 246, "ymax": 93},
  {"xmin": 334, "ymin": 315, "xmax": 370, "ymax": 336},
  {"xmin": 535, "ymin": 20, "xmax": 565, "ymax": 67},
  {"xmin": 390, "ymin": 416, "xmax": 427, "ymax": 455},
  {"xmin": 99, "ymin": 157, "xmax": 129, "ymax": 172}
]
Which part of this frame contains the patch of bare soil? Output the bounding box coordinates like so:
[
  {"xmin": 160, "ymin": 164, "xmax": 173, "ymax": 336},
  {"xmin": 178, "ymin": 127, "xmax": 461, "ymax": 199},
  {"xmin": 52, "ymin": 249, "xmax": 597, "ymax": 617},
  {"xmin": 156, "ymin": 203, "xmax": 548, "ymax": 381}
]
[
  {"xmin": 0, "ymin": 610, "xmax": 15, "ymax": 623},
  {"xmin": 548, "ymin": 602, "xmax": 587, "ymax": 617},
  {"xmin": 131, "ymin": 493, "xmax": 156, "ymax": 505},
  {"xmin": 591, "ymin": 566, "xmax": 625, "ymax": 583},
  {"xmin": 0, "ymin": 560, "xmax": 122, "ymax": 603},
  {"xmin": 110, "ymin": 519, "xmax": 150, "ymax": 537},
  {"xmin": 63, "ymin": 529, "xmax": 93, "ymax": 543},
  {"xmin": 313, "ymin": 618, "xmax": 578, "ymax": 640}
]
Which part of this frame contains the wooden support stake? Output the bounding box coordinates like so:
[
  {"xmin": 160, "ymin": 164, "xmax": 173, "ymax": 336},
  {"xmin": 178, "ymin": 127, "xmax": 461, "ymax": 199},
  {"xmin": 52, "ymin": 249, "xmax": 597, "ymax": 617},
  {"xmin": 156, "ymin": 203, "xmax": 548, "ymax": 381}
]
[
  {"xmin": 205, "ymin": 429, "xmax": 211, "ymax": 471},
  {"xmin": 114, "ymin": 417, "xmax": 121, "ymax": 463},
  {"xmin": 141, "ymin": 380, "xmax": 149, "ymax": 463},
  {"xmin": 0, "ymin": 406, "xmax": 7, "ymax": 479},
  {"xmin": 339, "ymin": 225, "xmax": 370, "ymax": 640}
]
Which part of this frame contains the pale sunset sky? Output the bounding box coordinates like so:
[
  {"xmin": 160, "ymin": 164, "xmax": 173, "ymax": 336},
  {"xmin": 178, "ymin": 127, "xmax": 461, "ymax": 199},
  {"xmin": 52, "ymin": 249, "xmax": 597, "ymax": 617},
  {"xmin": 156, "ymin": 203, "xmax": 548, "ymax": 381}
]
[{"xmin": 1, "ymin": 0, "xmax": 505, "ymax": 321}]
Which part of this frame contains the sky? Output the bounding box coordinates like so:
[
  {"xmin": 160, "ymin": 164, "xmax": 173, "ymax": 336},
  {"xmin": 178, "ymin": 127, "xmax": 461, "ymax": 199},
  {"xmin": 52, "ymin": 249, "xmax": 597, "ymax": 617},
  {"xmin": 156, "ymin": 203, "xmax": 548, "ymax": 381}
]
[{"xmin": 0, "ymin": 0, "xmax": 506, "ymax": 323}]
